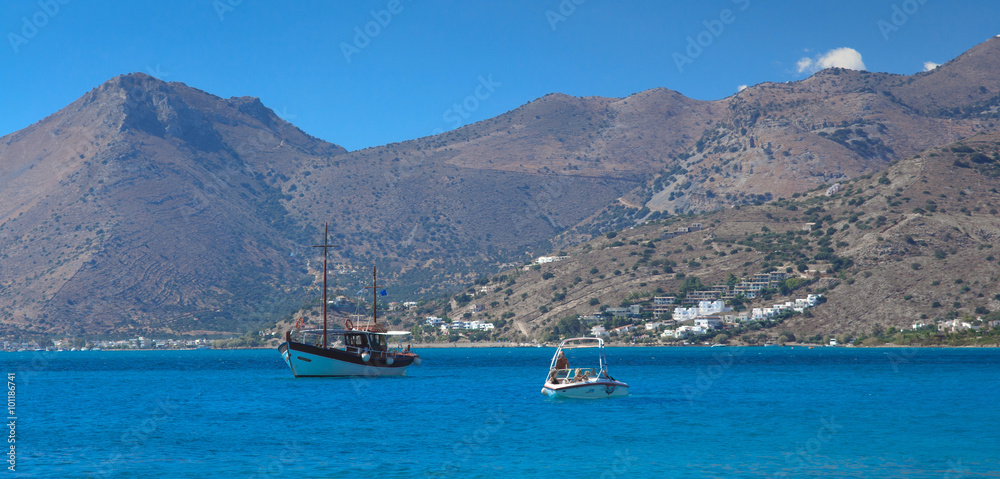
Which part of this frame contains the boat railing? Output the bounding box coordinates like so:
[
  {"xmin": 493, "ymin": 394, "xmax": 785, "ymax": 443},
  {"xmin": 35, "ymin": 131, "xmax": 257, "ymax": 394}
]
[{"xmin": 344, "ymin": 345, "xmax": 412, "ymax": 358}]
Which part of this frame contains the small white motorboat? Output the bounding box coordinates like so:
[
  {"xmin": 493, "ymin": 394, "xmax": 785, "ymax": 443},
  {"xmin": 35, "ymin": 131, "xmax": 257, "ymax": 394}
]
[{"xmin": 541, "ymin": 337, "xmax": 628, "ymax": 399}]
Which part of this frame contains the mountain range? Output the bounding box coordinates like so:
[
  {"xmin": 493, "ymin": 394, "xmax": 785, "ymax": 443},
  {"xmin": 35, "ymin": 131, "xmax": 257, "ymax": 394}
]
[
  {"xmin": 2, "ymin": 37, "xmax": 999, "ymax": 338},
  {"xmin": 412, "ymin": 129, "xmax": 1000, "ymax": 341}
]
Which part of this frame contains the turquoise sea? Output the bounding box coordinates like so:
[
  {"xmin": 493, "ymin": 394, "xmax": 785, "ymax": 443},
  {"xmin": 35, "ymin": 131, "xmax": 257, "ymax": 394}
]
[{"xmin": 5, "ymin": 346, "xmax": 1000, "ymax": 478}]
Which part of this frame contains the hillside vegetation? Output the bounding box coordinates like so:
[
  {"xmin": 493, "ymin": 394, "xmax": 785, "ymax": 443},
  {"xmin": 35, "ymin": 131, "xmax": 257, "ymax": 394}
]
[{"xmin": 404, "ymin": 132, "xmax": 1000, "ymax": 343}]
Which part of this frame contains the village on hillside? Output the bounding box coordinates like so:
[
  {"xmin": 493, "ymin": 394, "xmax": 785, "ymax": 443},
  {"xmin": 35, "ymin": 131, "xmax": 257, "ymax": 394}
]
[{"xmin": 431, "ymin": 265, "xmax": 833, "ymax": 345}]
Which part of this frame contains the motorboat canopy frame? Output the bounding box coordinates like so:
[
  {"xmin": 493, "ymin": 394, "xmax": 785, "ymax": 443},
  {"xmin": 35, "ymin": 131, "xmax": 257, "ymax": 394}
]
[{"xmin": 548, "ymin": 337, "xmax": 609, "ymax": 376}]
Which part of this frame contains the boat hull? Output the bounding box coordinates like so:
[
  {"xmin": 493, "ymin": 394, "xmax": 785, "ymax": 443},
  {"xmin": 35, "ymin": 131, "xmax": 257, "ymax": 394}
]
[
  {"xmin": 541, "ymin": 380, "xmax": 629, "ymax": 399},
  {"xmin": 279, "ymin": 341, "xmax": 414, "ymax": 377}
]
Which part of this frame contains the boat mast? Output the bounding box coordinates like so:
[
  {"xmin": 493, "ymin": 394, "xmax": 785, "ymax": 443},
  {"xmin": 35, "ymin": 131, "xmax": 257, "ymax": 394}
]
[
  {"xmin": 364, "ymin": 265, "xmax": 379, "ymax": 324},
  {"xmin": 312, "ymin": 223, "xmax": 338, "ymax": 348}
]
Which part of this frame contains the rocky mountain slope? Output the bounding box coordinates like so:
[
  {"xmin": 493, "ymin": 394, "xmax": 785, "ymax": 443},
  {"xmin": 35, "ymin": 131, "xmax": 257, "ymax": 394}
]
[
  {"xmin": 0, "ymin": 74, "xmax": 341, "ymax": 337},
  {"xmin": 2, "ymin": 37, "xmax": 1000, "ymax": 337},
  {"xmin": 281, "ymin": 38, "xmax": 1000, "ymax": 295},
  {"xmin": 417, "ymin": 131, "xmax": 1000, "ymax": 340}
]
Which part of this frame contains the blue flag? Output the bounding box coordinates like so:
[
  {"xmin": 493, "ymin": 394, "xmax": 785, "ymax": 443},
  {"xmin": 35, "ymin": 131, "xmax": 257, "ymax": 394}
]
[{"xmin": 379, "ymin": 289, "xmax": 387, "ymax": 296}]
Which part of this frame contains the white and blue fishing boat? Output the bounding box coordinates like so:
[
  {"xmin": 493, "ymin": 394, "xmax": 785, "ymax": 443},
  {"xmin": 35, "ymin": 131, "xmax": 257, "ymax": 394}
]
[{"xmin": 278, "ymin": 224, "xmax": 420, "ymax": 377}]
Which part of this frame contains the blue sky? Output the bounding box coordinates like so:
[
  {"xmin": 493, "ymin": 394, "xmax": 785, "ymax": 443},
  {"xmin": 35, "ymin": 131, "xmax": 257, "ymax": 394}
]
[{"xmin": 2, "ymin": 0, "xmax": 998, "ymax": 151}]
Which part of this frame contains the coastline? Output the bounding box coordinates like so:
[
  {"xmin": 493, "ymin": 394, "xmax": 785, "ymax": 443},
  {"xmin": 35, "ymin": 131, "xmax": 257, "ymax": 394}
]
[{"xmin": 12, "ymin": 342, "xmax": 998, "ymax": 352}]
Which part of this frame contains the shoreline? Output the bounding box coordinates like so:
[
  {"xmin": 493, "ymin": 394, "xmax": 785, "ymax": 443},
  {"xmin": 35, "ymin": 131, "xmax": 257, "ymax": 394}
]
[{"xmin": 9, "ymin": 342, "xmax": 999, "ymax": 352}]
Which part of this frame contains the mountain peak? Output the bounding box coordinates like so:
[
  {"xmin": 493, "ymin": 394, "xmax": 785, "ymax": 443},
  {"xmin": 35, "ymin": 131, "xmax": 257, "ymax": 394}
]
[
  {"xmin": 885, "ymin": 36, "xmax": 1000, "ymax": 114},
  {"xmin": 114, "ymin": 71, "xmax": 167, "ymax": 85},
  {"xmin": 93, "ymin": 72, "xmax": 173, "ymax": 104},
  {"xmin": 119, "ymin": 77, "xmax": 225, "ymax": 151},
  {"xmin": 939, "ymin": 34, "xmax": 1000, "ymax": 69},
  {"xmin": 226, "ymin": 96, "xmax": 281, "ymax": 129}
]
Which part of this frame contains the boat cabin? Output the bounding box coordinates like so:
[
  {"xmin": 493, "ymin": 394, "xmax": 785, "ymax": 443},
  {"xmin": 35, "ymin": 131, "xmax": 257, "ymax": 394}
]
[
  {"xmin": 292, "ymin": 329, "xmax": 391, "ymax": 354},
  {"xmin": 344, "ymin": 332, "xmax": 387, "ymax": 353}
]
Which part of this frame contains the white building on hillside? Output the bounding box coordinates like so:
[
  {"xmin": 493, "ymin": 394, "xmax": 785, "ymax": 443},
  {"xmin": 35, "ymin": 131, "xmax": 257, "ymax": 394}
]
[
  {"xmin": 534, "ymin": 256, "xmax": 569, "ymax": 265},
  {"xmin": 673, "ymin": 300, "xmax": 730, "ymax": 322},
  {"xmin": 694, "ymin": 317, "xmax": 723, "ymax": 330},
  {"xmin": 426, "ymin": 316, "xmax": 444, "ymax": 326}
]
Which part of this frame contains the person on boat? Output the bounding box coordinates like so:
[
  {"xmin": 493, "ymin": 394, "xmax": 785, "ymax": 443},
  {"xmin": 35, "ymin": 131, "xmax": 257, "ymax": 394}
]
[
  {"xmin": 547, "ymin": 369, "xmax": 560, "ymax": 385},
  {"xmin": 555, "ymin": 351, "xmax": 568, "ymax": 370}
]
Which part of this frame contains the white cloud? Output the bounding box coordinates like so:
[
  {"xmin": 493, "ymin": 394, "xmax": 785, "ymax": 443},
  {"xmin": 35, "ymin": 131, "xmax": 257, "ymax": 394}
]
[
  {"xmin": 816, "ymin": 48, "xmax": 866, "ymax": 71},
  {"xmin": 796, "ymin": 58, "xmax": 812, "ymax": 73},
  {"xmin": 796, "ymin": 47, "xmax": 866, "ymax": 74},
  {"xmin": 923, "ymin": 61, "xmax": 939, "ymax": 71},
  {"xmin": 737, "ymin": 84, "xmax": 748, "ymax": 92}
]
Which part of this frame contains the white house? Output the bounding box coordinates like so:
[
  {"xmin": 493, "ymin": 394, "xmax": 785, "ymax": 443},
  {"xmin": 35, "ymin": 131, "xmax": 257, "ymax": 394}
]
[
  {"xmin": 673, "ymin": 307, "xmax": 698, "ymax": 321},
  {"xmin": 591, "ymin": 325, "xmax": 609, "ymax": 337},
  {"xmin": 938, "ymin": 319, "xmax": 978, "ymax": 332},
  {"xmin": 751, "ymin": 307, "xmax": 780, "ymax": 320},
  {"xmin": 425, "ymin": 316, "xmax": 444, "ymax": 326},
  {"xmin": 612, "ymin": 324, "xmax": 635, "ymax": 334},
  {"xmin": 694, "ymin": 317, "xmax": 723, "ymax": 330},
  {"xmin": 534, "ymin": 255, "xmax": 568, "ymax": 264},
  {"xmin": 698, "ymin": 300, "xmax": 728, "ymax": 315},
  {"xmin": 675, "ymin": 325, "xmax": 708, "ymax": 337}
]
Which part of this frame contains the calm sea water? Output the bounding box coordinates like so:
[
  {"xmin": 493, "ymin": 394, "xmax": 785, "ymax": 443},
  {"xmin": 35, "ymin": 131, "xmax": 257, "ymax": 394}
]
[{"xmin": 4, "ymin": 346, "xmax": 999, "ymax": 478}]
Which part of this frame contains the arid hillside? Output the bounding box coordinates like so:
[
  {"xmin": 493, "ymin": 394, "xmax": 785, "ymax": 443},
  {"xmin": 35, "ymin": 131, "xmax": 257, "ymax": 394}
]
[
  {"xmin": 0, "ymin": 73, "xmax": 341, "ymax": 336},
  {"xmin": 3, "ymin": 37, "xmax": 1000, "ymax": 337},
  {"xmin": 411, "ymin": 131, "xmax": 1000, "ymax": 341}
]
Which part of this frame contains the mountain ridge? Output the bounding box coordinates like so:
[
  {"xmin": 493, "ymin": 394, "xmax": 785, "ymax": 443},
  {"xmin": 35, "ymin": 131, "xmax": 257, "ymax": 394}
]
[
  {"xmin": 0, "ymin": 73, "xmax": 348, "ymax": 337},
  {"xmin": 3, "ymin": 37, "xmax": 1000, "ymax": 337},
  {"xmin": 408, "ymin": 130, "xmax": 1000, "ymax": 342}
]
